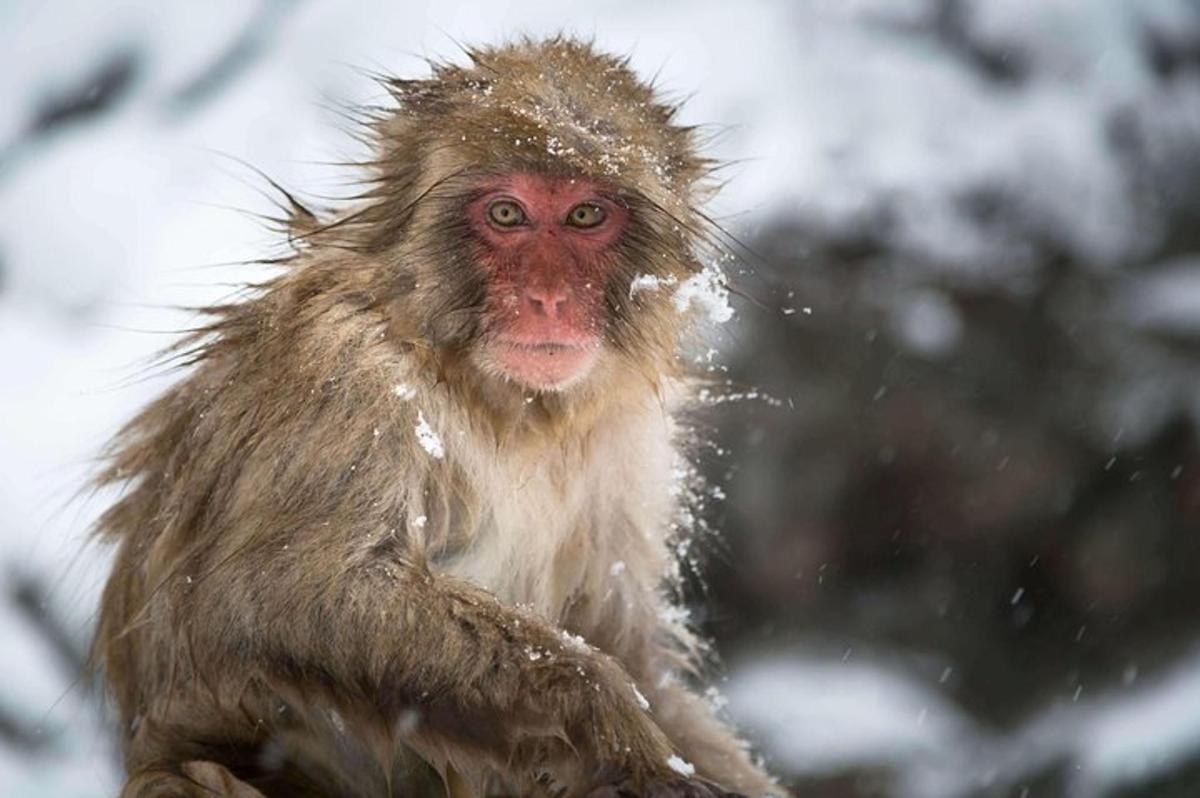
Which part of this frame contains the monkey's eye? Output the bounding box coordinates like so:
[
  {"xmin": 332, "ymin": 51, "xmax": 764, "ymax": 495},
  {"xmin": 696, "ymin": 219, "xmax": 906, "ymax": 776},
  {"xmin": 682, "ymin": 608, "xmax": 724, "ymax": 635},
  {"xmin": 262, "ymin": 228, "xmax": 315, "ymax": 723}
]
[
  {"xmin": 566, "ymin": 203, "xmax": 606, "ymax": 229},
  {"xmin": 487, "ymin": 199, "xmax": 526, "ymax": 228}
]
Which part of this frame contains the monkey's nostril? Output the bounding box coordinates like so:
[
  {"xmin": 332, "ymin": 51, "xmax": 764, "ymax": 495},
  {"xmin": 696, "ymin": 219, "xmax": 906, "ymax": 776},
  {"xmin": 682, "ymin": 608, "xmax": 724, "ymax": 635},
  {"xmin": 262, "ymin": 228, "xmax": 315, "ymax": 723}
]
[{"xmin": 526, "ymin": 289, "xmax": 570, "ymax": 319}]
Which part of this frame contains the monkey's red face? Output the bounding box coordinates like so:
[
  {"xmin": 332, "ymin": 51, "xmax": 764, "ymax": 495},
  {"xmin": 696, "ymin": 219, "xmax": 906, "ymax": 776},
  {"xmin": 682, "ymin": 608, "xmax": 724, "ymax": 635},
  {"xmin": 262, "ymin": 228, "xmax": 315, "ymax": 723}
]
[{"xmin": 467, "ymin": 174, "xmax": 629, "ymax": 391}]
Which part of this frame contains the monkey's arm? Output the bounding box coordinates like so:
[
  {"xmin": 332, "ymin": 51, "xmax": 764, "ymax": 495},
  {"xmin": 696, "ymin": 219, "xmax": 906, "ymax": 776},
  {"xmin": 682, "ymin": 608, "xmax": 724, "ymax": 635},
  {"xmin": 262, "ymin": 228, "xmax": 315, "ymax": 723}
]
[{"xmin": 181, "ymin": 533, "xmax": 735, "ymax": 795}]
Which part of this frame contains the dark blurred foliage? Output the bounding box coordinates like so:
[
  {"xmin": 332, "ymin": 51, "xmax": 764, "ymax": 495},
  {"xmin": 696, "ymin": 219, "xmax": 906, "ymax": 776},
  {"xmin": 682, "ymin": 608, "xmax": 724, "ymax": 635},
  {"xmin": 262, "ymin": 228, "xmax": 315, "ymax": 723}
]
[
  {"xmin": 698, "ymin": 6, "xmax": 1200, "ymax": 795},
  {"xmin": 29, "ymin": 52, "xmax": 139, "ymax": 137}
]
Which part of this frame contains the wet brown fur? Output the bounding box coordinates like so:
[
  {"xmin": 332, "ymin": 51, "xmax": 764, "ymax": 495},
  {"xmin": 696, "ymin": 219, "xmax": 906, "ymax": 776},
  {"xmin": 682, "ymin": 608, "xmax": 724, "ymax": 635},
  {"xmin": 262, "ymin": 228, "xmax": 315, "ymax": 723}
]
[{"xmin": 94, "ymin": 37, "xmax": 780, "ymax": 798}]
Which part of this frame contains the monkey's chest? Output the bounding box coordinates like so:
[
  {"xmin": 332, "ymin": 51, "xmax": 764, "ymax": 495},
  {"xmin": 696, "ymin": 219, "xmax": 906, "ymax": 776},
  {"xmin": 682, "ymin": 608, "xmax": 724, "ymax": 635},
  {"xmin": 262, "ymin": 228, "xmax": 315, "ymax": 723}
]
[
  {"xmin": 439, "ymin": 466, "xmax": 600, "ymax": 620},
  {"xmin": 429, "ymin": 404, "xmax": 679, "ymax": 624}
]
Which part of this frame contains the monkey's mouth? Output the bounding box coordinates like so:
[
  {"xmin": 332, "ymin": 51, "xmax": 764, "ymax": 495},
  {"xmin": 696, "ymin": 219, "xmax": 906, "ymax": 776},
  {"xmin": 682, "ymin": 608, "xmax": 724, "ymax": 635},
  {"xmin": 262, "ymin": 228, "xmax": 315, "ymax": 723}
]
[{"xmin": 490, "ymin": 339, "xmax": 600, "ymax": 390}]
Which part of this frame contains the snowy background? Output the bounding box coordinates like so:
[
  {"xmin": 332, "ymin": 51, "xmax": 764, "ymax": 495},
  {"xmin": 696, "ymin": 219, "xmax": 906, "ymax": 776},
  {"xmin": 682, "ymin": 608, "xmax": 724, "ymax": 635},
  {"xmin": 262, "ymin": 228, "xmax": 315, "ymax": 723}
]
[{"xmin": 4, "ymin": 1, "xmax": 1200, "ymax": 795}]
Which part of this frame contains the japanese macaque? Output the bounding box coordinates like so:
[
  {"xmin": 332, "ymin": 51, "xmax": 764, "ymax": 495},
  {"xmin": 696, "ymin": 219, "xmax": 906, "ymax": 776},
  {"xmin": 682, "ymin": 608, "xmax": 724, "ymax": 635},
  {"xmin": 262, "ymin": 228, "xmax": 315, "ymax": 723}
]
[{"xmin": 94, "ymin": 37, "xmax": 781, "ymax": 798}]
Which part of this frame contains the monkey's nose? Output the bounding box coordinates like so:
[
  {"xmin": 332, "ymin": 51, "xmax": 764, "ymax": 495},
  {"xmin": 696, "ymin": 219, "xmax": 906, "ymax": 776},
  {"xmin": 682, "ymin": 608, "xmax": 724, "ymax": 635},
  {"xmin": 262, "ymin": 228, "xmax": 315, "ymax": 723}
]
[{"xmin": 525, "ymin": 287, "xmax": 570, "ymax": 319}]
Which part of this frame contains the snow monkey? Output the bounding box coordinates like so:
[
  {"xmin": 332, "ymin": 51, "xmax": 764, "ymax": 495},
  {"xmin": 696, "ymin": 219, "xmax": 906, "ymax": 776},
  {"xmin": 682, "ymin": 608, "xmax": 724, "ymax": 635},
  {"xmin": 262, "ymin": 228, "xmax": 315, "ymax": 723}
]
[{"xmin": 94, "ymin": 37, "xmax": 782, "ymax": 798}]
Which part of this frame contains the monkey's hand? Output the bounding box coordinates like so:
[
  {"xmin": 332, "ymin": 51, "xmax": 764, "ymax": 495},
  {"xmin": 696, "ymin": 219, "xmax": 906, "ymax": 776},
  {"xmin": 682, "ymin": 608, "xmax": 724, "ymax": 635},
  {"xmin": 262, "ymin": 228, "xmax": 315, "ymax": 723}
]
[{"xmin": 520, "ymin": 643, "xmax": 742, "ymax": 795}]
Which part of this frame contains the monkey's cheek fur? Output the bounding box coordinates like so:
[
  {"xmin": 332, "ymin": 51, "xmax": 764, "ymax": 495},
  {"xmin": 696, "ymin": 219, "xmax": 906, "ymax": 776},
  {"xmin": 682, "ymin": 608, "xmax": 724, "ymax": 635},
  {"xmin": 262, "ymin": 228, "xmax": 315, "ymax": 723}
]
[{"xmin": 490, "ymin": 340, "xmax": 601, "ymax": 391}]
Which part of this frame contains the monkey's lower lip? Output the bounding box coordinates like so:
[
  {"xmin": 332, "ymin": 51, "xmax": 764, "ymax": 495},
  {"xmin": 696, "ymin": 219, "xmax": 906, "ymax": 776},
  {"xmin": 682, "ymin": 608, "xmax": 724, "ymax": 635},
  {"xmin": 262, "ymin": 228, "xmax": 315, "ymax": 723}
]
[{"xmin": 491, "ymin": 340, "xmax": 599, "ymax": 389}]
